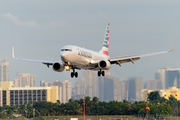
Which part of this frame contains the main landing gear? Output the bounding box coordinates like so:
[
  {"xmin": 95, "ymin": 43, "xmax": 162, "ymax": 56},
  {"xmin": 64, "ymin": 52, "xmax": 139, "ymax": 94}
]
[
  {"xmin": 97, "ymin": 70, "xmax": 105, "ymax": 77},
  {"xmin": 71, "ymin": 69, "xmax": 78, "ymax": 78}
]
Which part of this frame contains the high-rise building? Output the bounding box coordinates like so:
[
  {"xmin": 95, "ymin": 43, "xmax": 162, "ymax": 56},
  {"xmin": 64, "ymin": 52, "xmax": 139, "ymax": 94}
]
[
  {"xmin": 98, "ymin": 72, "xmax": 122, "ymax": 102},
  {"xmin": 145, "ymin": 80, "xmax": 156, "ymax": 90},
  {"xmin": 40, "ymin": 80, "xmax": 71, "ymax": 103},
  {"xmin": 113, "ymin": 78, "xmax": 122, "ymax": 101},
  {"xmin": 145, "ymin": 80, "xmax": 163, "ymax": 90},
  {"xmin": 165, "ymin": 68, "xmax": 180, "ymax": 89},
  {"xmin": 40, "ymin": 80, "xmax": 45, "ymax": 87},
  {"xmin": 155, "ymin": 68, "xmax": 169, "ymax": 89},
  {"xmin": 98, "ymin": 76, "xmax": 105, "ymax": 101},
  {"xmin": 75, "ymin": 78, "xmax": 86, "ymax": 96},
  {"xmin": 154, "ymin": 79, "xmax": 163, "ymax": 90},
  {"xmin": 71, "ymin": 88, "xmax": 75, "ymax": 99},
  {"xmin": 0, "ymin": 81, "xmax": 59, "ymax": 107},
  {"xmin": 128, "ymin": 77, "xmax": 143, "ymax": 102},
  {"xmin": 121, "ymin": 80, "xmax": 129, "ymax": 101},
  {"xmin": 155, "ymin": 67, "xmax": 180, "ymax": 89},
  {"xmin": 84, "ymin": 71, "xmax": 98, "ymax": 98},
  {"xmin": 145, "ymin": 79, "xmax": 163, "ymax": 90},
  {"xmin": 14, "ymin": 73, "xmax": 36, "ymax": 87},
  {"xmin": 74, "ymin": 78, "xmax": 86, "ymax": 100},
  {"xmin": 0, "ymin": 59, "xmax": 9, "ymax": 82},
  {"xmin": 62, "ymin": 80, "xmax": 71, "ymax": 103},
  {"xmin": 74, "ymin": 71, "xmax": 98, "ymax": 99},
  {"xmin": 145, "ymin": 68, "xmax": 180, "ymax": 91}
]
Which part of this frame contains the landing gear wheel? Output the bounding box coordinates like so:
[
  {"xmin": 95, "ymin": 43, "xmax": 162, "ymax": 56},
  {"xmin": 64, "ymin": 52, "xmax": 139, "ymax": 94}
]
[
  {"xmin": 71, "ymin": 72, "xmax": 74, "ymax": 78},
  {"xmin": 102, "ymin": 71, "xmax": 105, "ymax": 76},
  {"xmin": 70, "ymin": 67, "xmax": 78, "ymax": 78},
  {"xmin": 97, "ymin": 70, "xmax": 105, "ymax": 77},
  {"xmin": 98, "ymin": 71, "xmax": 101, "ymax": 76},
  {"xmin": 75, "ymin": 72, "xmax": 78, "ymax": 78}
]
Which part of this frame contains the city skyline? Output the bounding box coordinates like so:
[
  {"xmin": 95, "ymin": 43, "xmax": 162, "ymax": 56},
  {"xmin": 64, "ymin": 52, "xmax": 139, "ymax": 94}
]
[{"xmin": 0, "ymin": 59, "xmax": 179, "ymax": 103}]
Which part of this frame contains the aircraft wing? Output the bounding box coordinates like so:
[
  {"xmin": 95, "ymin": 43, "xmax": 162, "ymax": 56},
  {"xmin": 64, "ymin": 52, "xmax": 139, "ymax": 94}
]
[
  {"xmin": 109, "ymin": 41, "xmax": 176, "ymax": 66},
  {"xmin": 12, "ymin": 47, "xmax": 55, "ymax": 67}
]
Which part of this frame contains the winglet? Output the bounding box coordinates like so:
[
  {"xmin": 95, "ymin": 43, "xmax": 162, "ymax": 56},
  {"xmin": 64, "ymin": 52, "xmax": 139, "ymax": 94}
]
[
  {"xmin": 12, "ymin": 47, "xmax": 15, "ymax": 59},
  {"xmin": 168, "ymin": 40, "xmax": 176, "ymax": 52}
]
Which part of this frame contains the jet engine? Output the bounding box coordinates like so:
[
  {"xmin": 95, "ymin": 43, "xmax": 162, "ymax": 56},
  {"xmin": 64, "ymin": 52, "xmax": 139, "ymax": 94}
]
[
  {"xmin": 53, "ymin": 62, "xmax": 65, "ymax": 72},
  {"xmin": 98, "ymin": 60, "xmax": 111, "ymax": 70}
]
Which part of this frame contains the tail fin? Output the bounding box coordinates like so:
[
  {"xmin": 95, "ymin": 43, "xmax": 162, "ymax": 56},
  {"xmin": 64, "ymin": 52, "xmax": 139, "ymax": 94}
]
[{"xmin": 99, "ymin": 23, "xmax": 110, "ymax": 56}]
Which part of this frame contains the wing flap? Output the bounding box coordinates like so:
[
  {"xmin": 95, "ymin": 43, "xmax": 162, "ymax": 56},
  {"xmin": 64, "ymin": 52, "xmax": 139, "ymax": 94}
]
[{"xmin": 111, "ymin": 57, "xmax": 140, "ymax": 65}]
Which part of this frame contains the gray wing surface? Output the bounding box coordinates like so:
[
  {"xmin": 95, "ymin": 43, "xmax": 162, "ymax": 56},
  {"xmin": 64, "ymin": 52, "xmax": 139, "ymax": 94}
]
[
  {"xmin": 12, "ymin": 47, "xmax": 55, "ymax": 67},
  {"xmin": 109, "ymin": 40, "xmax": 176, "ymax": 66}
]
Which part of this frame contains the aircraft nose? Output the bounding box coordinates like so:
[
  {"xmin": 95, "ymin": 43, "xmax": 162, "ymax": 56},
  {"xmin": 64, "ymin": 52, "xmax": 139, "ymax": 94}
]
[{"xmin": 61, "ymin": 52, "xmax": 68, "ymax": 61}]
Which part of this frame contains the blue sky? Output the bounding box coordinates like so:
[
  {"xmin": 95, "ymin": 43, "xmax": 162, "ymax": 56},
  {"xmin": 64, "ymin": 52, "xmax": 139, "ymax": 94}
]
[{"xmin": 0, "ymin": 0, "xmax": 179, "ymax": 86}]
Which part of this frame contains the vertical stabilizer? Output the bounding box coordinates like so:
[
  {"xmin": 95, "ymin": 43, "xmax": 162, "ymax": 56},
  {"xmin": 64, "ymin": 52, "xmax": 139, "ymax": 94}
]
[{"xmin": 99, "ymin": 23, "xmax": 110, "ymax": 56}]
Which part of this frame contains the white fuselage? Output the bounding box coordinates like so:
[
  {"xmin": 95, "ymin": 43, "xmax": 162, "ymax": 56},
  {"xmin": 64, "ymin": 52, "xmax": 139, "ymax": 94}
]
[{"xmin": 60, "ymin": 45, "xmax": 109, "ymax": 70}]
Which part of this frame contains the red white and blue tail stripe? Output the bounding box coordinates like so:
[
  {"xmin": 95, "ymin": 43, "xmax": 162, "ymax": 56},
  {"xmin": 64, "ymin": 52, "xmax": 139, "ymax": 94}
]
[{"xmin": 99, "ymin": 23, "xmax": 110, "ymax": 56}]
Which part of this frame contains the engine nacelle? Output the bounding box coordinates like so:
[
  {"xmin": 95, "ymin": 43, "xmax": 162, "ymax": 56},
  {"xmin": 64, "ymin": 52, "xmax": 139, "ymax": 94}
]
[
  {"xmin": 98, "ymin": 60, "xmax": 111, "ymax": 70},
  {"xmin": 53, "ymin": 62, "xmax": 65, "ymax": 72}
]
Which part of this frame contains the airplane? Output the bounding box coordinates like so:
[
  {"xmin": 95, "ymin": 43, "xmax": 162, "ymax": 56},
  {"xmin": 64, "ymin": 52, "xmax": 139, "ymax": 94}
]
[{"xmin": 12, "ymin": 23, "xmax": 176, "ymax": 78}]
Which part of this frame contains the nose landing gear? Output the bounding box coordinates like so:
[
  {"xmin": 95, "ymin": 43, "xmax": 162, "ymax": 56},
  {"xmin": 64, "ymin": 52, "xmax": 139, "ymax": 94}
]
[{"xmin": 98, "ymin": 70, "xmax": 105, "ymax": 77}]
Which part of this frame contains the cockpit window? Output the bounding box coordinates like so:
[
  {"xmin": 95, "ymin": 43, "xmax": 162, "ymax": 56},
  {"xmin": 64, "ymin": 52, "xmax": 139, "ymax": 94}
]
[{"xmin": 61, "ymin": 49, "xmax": 72, "ymax": 52}]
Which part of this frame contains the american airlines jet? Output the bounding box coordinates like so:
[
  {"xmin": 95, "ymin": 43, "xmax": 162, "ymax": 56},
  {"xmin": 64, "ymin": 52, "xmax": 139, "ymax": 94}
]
[{"xmin": 12, "ymin": 23, "xmax": 175, "ymax": 78}]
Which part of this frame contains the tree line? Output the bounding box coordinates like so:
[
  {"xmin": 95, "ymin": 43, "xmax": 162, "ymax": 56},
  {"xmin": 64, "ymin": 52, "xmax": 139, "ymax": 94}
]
[{"xmin": 0, "ymin": 91, "xmax": 179, "ymax": 119}]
